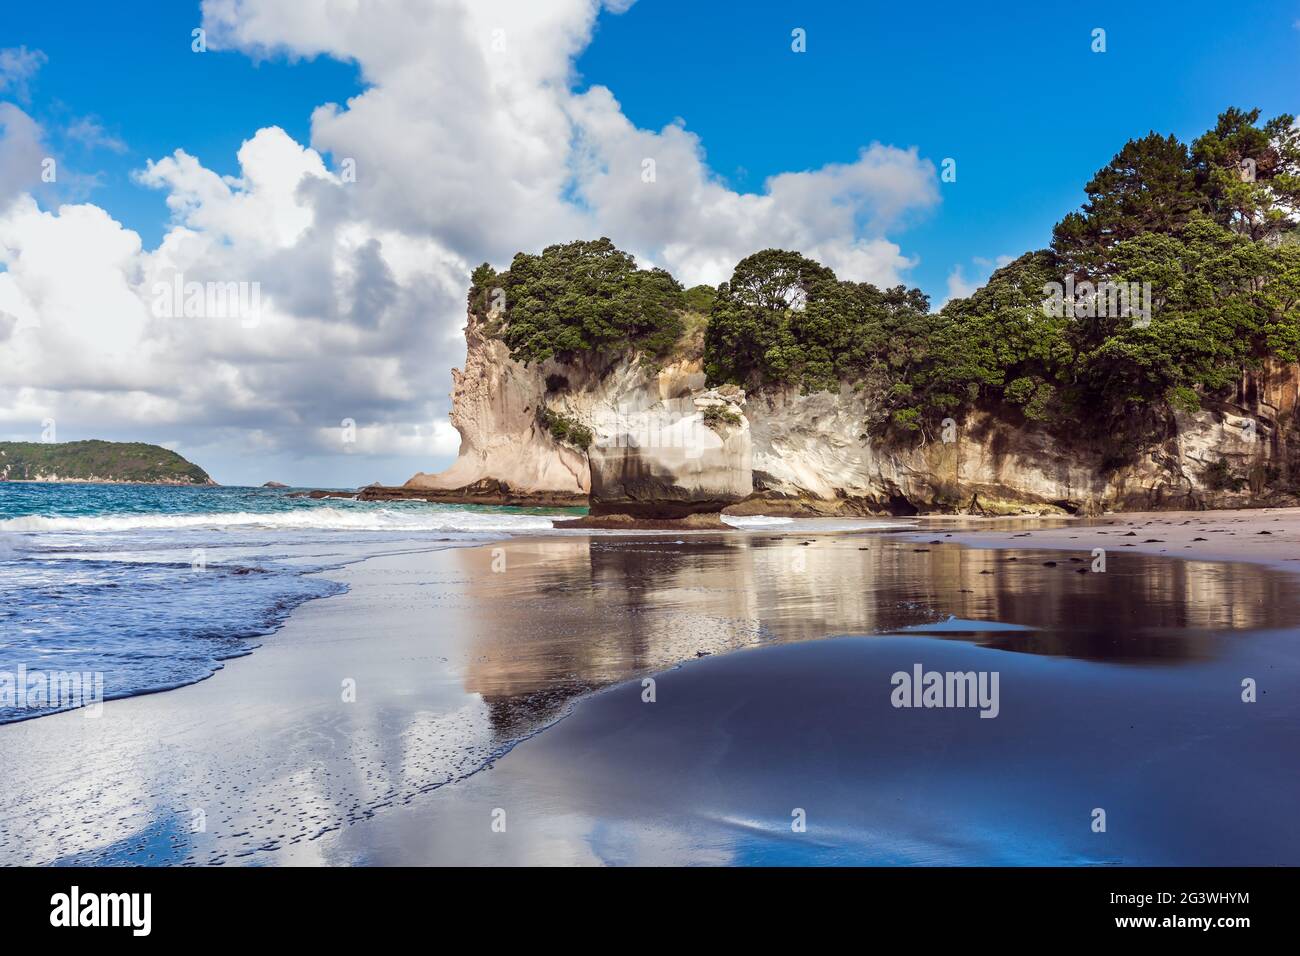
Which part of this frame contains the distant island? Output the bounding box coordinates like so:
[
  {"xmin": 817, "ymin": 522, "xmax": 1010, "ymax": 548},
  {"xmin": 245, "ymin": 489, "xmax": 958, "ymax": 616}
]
[{"xmin": 0, "ymin": 441, "xmax": 215, "ymax": 485}]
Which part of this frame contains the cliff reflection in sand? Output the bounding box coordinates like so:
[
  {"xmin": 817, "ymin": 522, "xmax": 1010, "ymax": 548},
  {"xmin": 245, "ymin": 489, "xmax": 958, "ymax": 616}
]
[{"xmin": 454, "ymin": 533, "xmax": 1300, "ymax": 740}]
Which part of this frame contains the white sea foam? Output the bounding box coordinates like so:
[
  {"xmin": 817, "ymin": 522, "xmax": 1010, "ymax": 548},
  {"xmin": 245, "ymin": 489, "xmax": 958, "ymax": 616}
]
[
  {"xmin": 0, "ymin": 507, "xmax": 558, "ymax": 535},
  {"xmin": 721, "ymin": 515, "xmax": 795, "ymax": 527},
  {"xmin": 720, "ymin": 514, "xmax": 909, "ymax": 532},
  {"xmin": 1, "ymin": 507, "xmax": 912, "ymax": 538}
]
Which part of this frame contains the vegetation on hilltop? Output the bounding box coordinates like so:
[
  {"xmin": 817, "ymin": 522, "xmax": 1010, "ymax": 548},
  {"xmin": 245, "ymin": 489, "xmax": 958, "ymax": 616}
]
[
  {"xmin": 470, "ymin": 238, "xmax": 685, "ymax": 364},
  {"xmin": 0, "ymin": 441, "xmax": 214, "ymax": 484},
  {"xmin": 471, "ymin": 108, "xmax": 1300, "ymax": 467}
]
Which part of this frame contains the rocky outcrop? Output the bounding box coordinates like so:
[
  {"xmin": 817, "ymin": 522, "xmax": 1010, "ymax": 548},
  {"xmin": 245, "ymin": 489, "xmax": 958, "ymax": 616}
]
[
  {"xmin": 403, "ymin": 312, "xmax": 590, "ymax": 501},
  {"xmin": 409, "ymin": 311, "xmax": 1300, "ymax": 516},
  {"xmin": 735, "ymin": 360, "xmax": 1300, "ymax": 515},
  {"xmin": 412, "ymin": 310, "xmax": 753, "ymax": 517},
  {"xmin": 359, "ymin": 480, "xmax": 584, "ymax": 508},
  {"xmin": 583, "ymin": 387, "xmax": 752, "ymax": 517}
]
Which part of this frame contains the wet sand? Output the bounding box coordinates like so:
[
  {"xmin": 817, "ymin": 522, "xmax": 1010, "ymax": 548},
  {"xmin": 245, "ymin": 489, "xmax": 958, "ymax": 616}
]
[
  {"xmin": 906, "ymin": 506, "xmax": 1300, "ymax": 571},
  {"xmin": 3, "ymin": 517, "xmax": 1299, "ymax": 865}
]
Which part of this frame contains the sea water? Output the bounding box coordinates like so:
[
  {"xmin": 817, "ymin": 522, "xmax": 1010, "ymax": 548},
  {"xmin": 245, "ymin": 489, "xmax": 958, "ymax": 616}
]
[{"xmin": 0, "ymin": 483, "xmax": 569, "ymax": 723}]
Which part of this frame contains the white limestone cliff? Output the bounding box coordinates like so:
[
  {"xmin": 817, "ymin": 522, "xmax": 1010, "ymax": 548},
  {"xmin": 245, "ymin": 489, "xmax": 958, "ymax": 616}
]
[{"xmin": 408, "ymin": 310, "xmax": 1300, "ymax": 515}]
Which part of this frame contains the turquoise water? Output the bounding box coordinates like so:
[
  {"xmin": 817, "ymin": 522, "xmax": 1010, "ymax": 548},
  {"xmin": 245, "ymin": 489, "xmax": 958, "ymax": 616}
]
[
  {"xmin": 0, "ymin": 483, "xmax": 576, "ymax": 723},
  {"xmin": 0, "ymin": 482, "xmax": 582, "ymax": 525}
]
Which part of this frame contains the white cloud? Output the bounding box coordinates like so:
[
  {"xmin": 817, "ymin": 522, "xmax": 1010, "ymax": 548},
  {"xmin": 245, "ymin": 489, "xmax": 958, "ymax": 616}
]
[
  {"xmin": 567, "ymin": 86, "xmax": 937, "ymax": 285},
  {"xmin": 942, "ymin": 254, "xmax": 1014, "ymax": 307},
  {"xmin": 0, "ymin": 0, "xmax": 942, "ymax": 484},
  {"xmin": 0, "ymin": 103, "xmax": 46, "ymax": 208},
  {"xmin": 0, "ymin": 46, "xmax": 46, "ymax": 102},
  {"xmin": 64, "ymin": 117, "xmax": 128, "ymax": 154},
  {"xmin": 944, "ymin": 265, "xmax": 979, "ymax": 304}
]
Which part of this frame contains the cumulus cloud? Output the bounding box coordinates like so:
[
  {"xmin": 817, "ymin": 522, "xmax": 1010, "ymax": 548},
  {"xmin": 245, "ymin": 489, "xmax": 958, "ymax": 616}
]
[
  {"xmin": 0, "ymin": 0, "xmax": 942, "ymax": 484},
  {"xmin": 567, "ymin": 87, "xmax": 937, "ymax": 285}
]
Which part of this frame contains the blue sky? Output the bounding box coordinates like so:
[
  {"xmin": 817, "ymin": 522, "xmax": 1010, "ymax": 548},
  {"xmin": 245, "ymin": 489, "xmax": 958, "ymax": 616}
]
[
  {"xmin": 7, "ymin": 0, "xmax": 1297, "ymax": 300},
  {"xmin": 1, "ymin": 0, "xmax": 1297, "ymax": 485},
  {"xmin": 0, "ymin": 2, "xmax": 361, "ymax": 247},
  {"xmin": 572, "ymin": 0, "xmax": 1300, "ymax": 298}
]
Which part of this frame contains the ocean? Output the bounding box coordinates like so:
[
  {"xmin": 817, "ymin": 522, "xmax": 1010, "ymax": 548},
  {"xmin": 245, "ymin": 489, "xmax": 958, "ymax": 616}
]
[
  {"xmin": 0, "ymin": 483, "xmax": 830, "ymax": 725},
  {"xmin": 0, "ymin": 484, "xmax": 580, "ymax": 723}
]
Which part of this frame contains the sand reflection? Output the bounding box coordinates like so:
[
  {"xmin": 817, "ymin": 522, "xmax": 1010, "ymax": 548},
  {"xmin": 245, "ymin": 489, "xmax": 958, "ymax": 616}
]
[{"xmin": 449, "ymin": 533, "xmax": 1300, "ymax": 740}]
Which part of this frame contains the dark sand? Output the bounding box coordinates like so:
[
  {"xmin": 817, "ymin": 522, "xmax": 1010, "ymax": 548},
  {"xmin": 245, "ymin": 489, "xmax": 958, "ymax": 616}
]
[{"xmin": 3, "ymin": 521, "xmax": 1299, "ymax": 865}]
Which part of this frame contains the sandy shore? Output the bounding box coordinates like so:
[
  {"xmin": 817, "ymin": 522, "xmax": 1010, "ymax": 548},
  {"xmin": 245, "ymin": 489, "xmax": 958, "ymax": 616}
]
[
  {"xmin": 2, "ymin": 511, "xmax": 1299, "ymax": 865},
  {"xmin": 904, "ymin": 506, "xmax": 1300, "ymax": 572}
]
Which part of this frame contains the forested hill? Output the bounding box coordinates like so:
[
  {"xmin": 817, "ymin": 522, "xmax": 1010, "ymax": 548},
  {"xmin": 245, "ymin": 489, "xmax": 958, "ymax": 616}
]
[{"xmin": 0, "ymin": 441, "xmax": 215, "ymax": 485}]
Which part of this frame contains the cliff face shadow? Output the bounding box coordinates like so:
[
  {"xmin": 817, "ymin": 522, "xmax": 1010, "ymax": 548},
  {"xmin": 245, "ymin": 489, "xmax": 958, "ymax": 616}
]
[{"xmin": 448, "ymin": 534, "xmax": 1300, "ymax": 740}]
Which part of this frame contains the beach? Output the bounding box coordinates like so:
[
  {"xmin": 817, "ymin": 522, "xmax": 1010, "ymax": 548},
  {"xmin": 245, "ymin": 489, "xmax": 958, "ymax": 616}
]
[
  {"xmin": 906, "ymin": 507, "xmax": 1300, "ymax": 571},
  {"xmin": 2, "ymin": 507, "xmax": 1299, "ymax": 865}
]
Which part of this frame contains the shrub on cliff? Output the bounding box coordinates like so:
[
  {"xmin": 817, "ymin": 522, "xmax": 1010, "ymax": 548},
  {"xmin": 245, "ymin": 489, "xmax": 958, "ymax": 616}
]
[
  {"xmin": 470, "ymin": 239, "xmax": 685, "ymax": 364},
  {"xmin": 538, "ymin": 407, "xmax": 593, "ymax": 451},
  {"xmin": 701, "ymin": 404, "xmax": 741, "ymax": 430}
]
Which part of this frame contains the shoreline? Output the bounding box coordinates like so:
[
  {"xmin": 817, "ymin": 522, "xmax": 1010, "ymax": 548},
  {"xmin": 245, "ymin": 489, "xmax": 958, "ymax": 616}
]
[
  {"xmin": 903, "ymin": 506, "xmax": 1300, "ymax": 574},
  {"xmin": 281, "ymin": 518, "xmax": 1300, "ymax": 864},
  {"xmin": 4, "ymin": 508, "xmax": 1300, "ymax": 864}
]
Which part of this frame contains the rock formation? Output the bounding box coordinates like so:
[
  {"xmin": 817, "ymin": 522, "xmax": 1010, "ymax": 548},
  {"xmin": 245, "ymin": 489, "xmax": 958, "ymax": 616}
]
[
  {"xmin": 406, "ymin": 309, "xmax": 1300, "ymax": 516},
  {"xmin": 402, "ymin": 312, "xmax": 589, "ymax": 505}
]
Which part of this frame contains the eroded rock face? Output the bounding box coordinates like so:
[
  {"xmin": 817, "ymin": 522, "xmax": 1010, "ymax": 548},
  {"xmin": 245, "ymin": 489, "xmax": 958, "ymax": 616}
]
[
  {"xmin": 738, "ymin": 387, "xmax": 1106, "ymax": 514},
  {"xmin": 584, "ymin": 388, "xmax": 752, "ymax": 517},
  {"xmin": 409, "ymin": 311, "xmax": 1300, "ymax": 516},
  {"xmin": 404, "ymin": 312, "xmax": 590, "ymax": 498},
  {"xmin": 738, "ymin": 359, "xmax": 1300, "ymax": 515},
  {"xmin": 405, "ymin": 312, "xmax": 754, "ymax": 516}
]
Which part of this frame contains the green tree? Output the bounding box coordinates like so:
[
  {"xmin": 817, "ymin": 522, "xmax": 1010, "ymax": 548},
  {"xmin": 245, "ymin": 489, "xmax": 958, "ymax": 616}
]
[
  {"xmin": 1192, "ymin": 107, "xmax": 1300, "ymax": 241},
  {"xmin": 704, "ymin": 249, "xmax": 836, "ymax": 385},
  {"xmin": 1052, "ymin": 132, "xmax": 1204, "ymax": 273},
  {"xmin": 471, "ymin": 238, "xmax": 685, "ymax": 364},
  {"xmin": 682, "ymin": 284, "xmax": 717, "ymax": 315},
  {"xmin": 704, "ymin": 249, "xmax": 932, "ymax": 393}
]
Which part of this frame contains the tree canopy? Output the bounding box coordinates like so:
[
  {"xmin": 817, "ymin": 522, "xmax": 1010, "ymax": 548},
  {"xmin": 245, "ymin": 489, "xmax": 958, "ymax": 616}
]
[
  {"xmin": 1052, "ymin": 108, "xmax": 1299, "ymax": 274},
  {"xmin": 470, "ymin": 238, "xmax": 684, "ymax": 364},
  {"xmin": 703, "ymin": 249, "xmax": 930, "ymax": 393}
]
